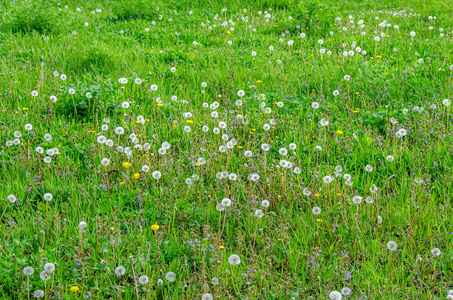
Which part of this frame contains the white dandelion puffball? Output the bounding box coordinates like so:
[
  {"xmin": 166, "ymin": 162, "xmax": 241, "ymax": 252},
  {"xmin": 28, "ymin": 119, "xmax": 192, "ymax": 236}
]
[
  {"xmin": 115, "ymin": 266, "xmax": 126, "ymax": 276},
  {"xmin": 44, "ymin": 263, "xmax": 55, "ymax": 274},
  {"xmin": 8, "ymin": 195, "xmax": 17, "ymax": 203},
  {"xmin": 25, "ymin": 124, "xmax": 33, "ymax": 131},
  {"xmin": 228, "ymin": 254, "xmax": 241, "ymax": 265},
  {"xmin": 139, "ymin": 275, "xmax": 149, "ymax": 285},
  {"xmin": 221, "ymin": 198, "xmax": 231, "ymax": 207},
  {"xmin": 101, "ymin": 158, "xmax": 110, "ymax": 166},
  {"xmin": 312, "ymin": 206, "xmax": 321, "ymax": 215},
  {"xmin": 23, "ymin": 266, "xmax": 34, "ymax": 276},
  {"xmin": 78, "ymin": 221, "xmax": 87, "ymax": 231},
  {"xmin": 431, "ymin": 247, "xmax": 441, "ymax": 257},
  {"xmin": 43, "ymin": 193, "xmax": 53, "ymax": 201},
  {"xmin": 330, "ymin": 291, "xmax": 342, "ymax": 300},
  {"xmin": 152, "ymin": 171, "xmax": 162, "ymax": 180},
  {"xmin": 255, "ymin": 209, "xmax": 264, "ymax": 218},
  {"xmin": 202, "ymin": 294, "xmax": 213, "ymax": 300},
  {"xmin": 387, "ymin": 241, "xmax": 398, "ymax": 251},
  {"xmin": 165, "ymin": 271, "xmax": 176, "ymax": 282}
]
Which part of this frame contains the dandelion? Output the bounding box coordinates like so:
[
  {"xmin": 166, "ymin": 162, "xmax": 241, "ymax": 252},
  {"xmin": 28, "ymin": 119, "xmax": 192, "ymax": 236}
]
[
  {"xmin": 122, "ymin": 162, "xmax": 131, "ymax": 169},
  {"xmin": 443, "ymin": 99, "xmax": 451, "ymax": 106},
  {"xmin": 221, "ymin": 198, "xmax": 231, "ymax": 207},
  {"xmin": 312, "ymin": 207, "xmax": 321, "ymax": 215},
  {"xmin": 70, "ymin": 286, "xmax": 79, "ymax": 292},
  {"xmin": 23, "ymin": 266, "xmax": 34, "ymax": 276},
  {"xmin": 341, "ymin": 287, "xmax": 351, "ymax": 296},
  {"xmin": 139, "ymin": 275, "xmax": 149, "ymax": 285},
  {"xmin": 115, "ymin": 127, "xmax": 125, "ymax": 135},
  {"xmin": 211, "ymin": 277, "xmax": 219, "ymax": 285},
  {"xmin": 216, "ymin": 203, "xmax": 225, "ymax": 211},
  {"xmin": 431, "ymin": 248, "xmax": 441, "ymax": 257},
  {"xmin": 115, "ymin": 266, "xmax": 126, "ymax": 277},
  {"xmin": 31, "ymin": 90, "xmax": 38, "ymax": 97},
  {"xmin": 365, "ymin": 165, "xmax": 373, "ymax": 172},
  {"xmin": 152, "ymin": 171, "xmax": 162, "ymax": 180},
  {"xmin": 330, "ymin": 291, "xmax": 342, "ymax": 300},
  {"xmin": 151, "ymin": 222, "xmax": 159, "ymax": 231},
  {"xmin": 228, "ymin": 254, "xmax": 241, "ymax": 265},
  {"xmin": 237, "ymin": 90, "xmax": 245, "ymax": 97},
  {"xmin": 77, "ymin": 222, "xmax": 88, "ymax": 233},
  {"xmin": 43, "ymin": 263, "xmax": 55, "ymax": 274},
  {"xmin": 8, "ymin": 195, "xmax": 17, "ymax": 203},
  {"xmin": 352, "ymin": 196, "xmax": 363, "ymax": 204},
  {"xmin": 279, "ymin": 148, "xmax": 288, "ymax": 156},
  {"xmin": 33, "ymin": 290, "xmax": 44, "ymax": 298},
  {"xmin": 165, "ymin": 271, "xmax": 176, "ymax": 282},
  {"xmin": 312, "ymin": 102, "xmax": 320, "ymax": 109},
  {"xmin": 202, "ymin": 294, "xmax": 213, "ymax": 300},
  {"xmin": 40, "ymin": 271, "xmax": 51, "ymax": 281},
  {"xmin": 25, "ymin": 124, "xmax": 33, "ymax": 131},
  {"xmin": 43, "ymin": 193, "xmax": 53, "ymax": 201},
  {"xmin": 387, "ymin": 241, "xmax": 398, "ymax": 251},
  {"xmin": 255, "ymin": 209, "xmax": 264, "ymax": 218}
]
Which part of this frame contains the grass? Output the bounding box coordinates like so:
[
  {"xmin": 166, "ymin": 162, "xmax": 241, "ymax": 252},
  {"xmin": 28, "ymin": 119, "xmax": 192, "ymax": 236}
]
[{"xmin": 0, "ymin": 0, "xmax": 453, "ymax": 299}]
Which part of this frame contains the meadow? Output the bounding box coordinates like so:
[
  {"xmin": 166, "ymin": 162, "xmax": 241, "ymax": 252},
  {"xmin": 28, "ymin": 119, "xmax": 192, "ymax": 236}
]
[{"xmin": 1, "ymin": 0, "xmax": 453, "ymax": 298}]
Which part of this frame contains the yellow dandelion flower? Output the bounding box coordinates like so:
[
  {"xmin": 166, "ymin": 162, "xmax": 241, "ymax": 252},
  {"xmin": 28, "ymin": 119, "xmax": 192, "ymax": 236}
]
[
  {"xmin": 226, "ymin": 31, "xmax": 231, "ymax": 34},
  {"xmin": 87, "ymin": 130, "xmax": 95, "ymax": 133},
  {"xmin": 316, "ymin": 219, "xmax": 323, "ymax": 222},
  {"xmin": 119, "ymin": 181, "xmax": 125, "ymax": 185},
  {"xmin": 314, "ymin": 193, "xmax": 321, "ymax": 197},
  {"xmin": 151, "ymin": 222, "xmax": 159, "ymax": 231},
  {"xmin": 256, "ymin": 80, "xmax": 262, "ymax": 83},
  {"xmin": 219, "ymin": 245, "xmax": 225, "ymax": 249},
  {"xmin": 237, "ymin": 146, "xmax": 243, "ymax": 149},
  {"xmin": 353, "ymin": 110, "xmax": 359, "ymax": 113},
  {"xmin": 122, "ymin": 162, "xmax": 131, "ymax": 169},
  {"xmin": 22, "ymin": 107, "xmax": 29, "ymax": 110},
  {"xmin": 132, "ymin": 173, "xmax": 140, "ymax": 179},
  {"xmin": 157, "ymin": 103, "xmax": 163, "ymax": 107},
  {"xmin": 186, "ymin": 120, "xmax": 193, "ymax": 124},
  {"xmin": 70, "ymin": 286, "xmax": 80, "ymax": 293},
  {"xmin": 376, "ymin": 55, "xmax": 382, "ymax": 58},
  {"xmin": 336, "ymin": 130, "xmax": 343, "ymax": 135}
]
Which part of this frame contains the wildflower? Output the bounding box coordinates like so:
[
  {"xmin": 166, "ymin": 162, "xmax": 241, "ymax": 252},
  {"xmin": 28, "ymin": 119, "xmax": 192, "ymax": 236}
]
[
  {"xmin": 387, "ymin": 241, "xmax": 398, "ymax": 251},
  {"xmin": 132, "ymin": 173, "xmax": 140, "ymax": 179},
  {"xmin": 33, "ymin": 290, "xmax": 44, "ymax": 298},
  {"xmin": 336, "ymin": 130, "xmax": 343, "ymax": 134},
  {"xmin": 23, "ymin": 266, "xmax": 34, "ymax": 276},
  {"xmin": 202, "ymin": 294, "xmax": 213, "ymax": 300},
  {"xmin": 228, "ymin": 254, "xmax": 241, "ymax": 265},
  {"xmin": 122, "ymin": 162, "xmax": 131, "ymax": 169},
  {"xmin": 330, "ymin": 291, "xmax": 342, "ymax": 300},
  {"xmin": 43, "ymin": 193, "xmax": 53, "ymax": 201},
  {"xmin": 431, "ymin": 248, "xmax": 441, "ymax": 257},
  {"xmin": 165, "ymin": 271, "xmax": 176, "ymax": 282},
  {"xmin": 151, "ymin": 222, "xmax": 159, "ymax": 231},
  {"xmin": 78, "ymin": 221, "xmax": 87, "ymax": 231},
  {"xmin": 312, "ymin": 207, "xmax": 321, "ymax": 215},
  {"xmin": 44, "ymin": 263, "xmax": 55, "ymax": 274},
  {"xmin": 139, "ymin": 275, "xmax": 149, "ymax": 285},
  {"xmin": 115, "ymin": 266, "xmax": 126, "ymax": 277},
  {"xmin": 70, "ymin": 286, "xmax": 80, "ymax": 293}
]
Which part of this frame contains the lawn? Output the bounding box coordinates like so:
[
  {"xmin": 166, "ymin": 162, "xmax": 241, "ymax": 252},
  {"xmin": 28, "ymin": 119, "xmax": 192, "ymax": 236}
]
[{"xmin": 1, "ymin": 0, "xmax": 453, "ymax": 299}]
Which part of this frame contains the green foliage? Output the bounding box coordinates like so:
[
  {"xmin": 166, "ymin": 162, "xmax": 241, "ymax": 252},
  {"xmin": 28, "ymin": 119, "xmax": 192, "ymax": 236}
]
[
  {"xmin": 111, "ymin": 0, "xmax": 159, "ymax": 21},
  {"xmin": 295, "ymin": 0, "xmax": 338, "ymax": 35},
  {"xmin": 7, "ymin": 4, "xmax": 59, "ymax": 34}
]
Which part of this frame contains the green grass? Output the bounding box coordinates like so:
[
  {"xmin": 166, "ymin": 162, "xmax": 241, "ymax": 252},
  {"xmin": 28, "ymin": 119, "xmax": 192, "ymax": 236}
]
[{"xmin": 1, "ymin": 0, "xmax": 453, "ymax": 299}]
